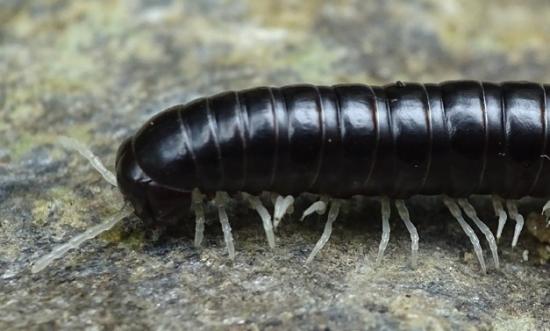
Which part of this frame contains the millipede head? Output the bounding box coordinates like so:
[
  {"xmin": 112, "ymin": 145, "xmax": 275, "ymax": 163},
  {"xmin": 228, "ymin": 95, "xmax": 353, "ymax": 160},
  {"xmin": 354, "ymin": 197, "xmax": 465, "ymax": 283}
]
[{"xmin": 115, "ymin": 137, "xmax": 192, "ymax": 226}]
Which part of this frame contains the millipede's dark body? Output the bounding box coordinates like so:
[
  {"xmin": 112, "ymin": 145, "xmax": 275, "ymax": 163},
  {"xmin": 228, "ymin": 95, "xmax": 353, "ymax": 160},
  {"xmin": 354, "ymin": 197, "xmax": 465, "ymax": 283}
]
[{"xmin": 115, "ymin": 81, "xmax": 550, "ymax": 224}]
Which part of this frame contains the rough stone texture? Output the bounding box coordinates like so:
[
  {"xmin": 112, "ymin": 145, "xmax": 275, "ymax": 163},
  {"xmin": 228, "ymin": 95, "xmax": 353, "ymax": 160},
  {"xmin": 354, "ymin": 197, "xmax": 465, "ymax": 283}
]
[{"xmin": 1, "ymin": 1, "xmax": 549, "ymax": 330}]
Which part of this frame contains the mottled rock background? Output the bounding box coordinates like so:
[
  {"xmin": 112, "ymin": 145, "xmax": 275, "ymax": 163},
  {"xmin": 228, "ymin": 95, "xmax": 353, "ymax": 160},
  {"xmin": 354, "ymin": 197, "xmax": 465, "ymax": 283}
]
[{"xmin": 1, "ymin": 0, "xmax": 549, "ymax": 330}]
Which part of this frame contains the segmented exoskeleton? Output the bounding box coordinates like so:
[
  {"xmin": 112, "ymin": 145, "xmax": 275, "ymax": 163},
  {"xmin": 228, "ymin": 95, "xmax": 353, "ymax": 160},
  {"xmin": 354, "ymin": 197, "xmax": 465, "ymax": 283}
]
[{"xmin": 33, "ymin": 81, "xmax": 550, "ymax": 273}]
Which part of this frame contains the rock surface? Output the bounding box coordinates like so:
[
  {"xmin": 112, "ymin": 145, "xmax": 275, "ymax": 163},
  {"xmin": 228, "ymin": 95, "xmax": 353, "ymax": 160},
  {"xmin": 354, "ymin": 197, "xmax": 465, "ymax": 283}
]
[{"xmin": 1, "ymin": 1, "xmax": 549, "ymax": 330}]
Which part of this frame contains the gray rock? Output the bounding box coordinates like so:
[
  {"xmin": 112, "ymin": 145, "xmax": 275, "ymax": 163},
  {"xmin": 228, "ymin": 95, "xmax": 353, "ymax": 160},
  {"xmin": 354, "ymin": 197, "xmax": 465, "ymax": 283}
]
[{"xmin": 1, "ymin": 1, "xmax": 548, "ymax": 330}]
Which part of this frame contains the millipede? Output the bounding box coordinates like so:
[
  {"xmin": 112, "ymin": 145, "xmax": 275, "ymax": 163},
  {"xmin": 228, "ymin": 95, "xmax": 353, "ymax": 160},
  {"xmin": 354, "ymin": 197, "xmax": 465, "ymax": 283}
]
[{"xmin": 32, "ymin": 81, "xmax": 550, "ymax": 274}]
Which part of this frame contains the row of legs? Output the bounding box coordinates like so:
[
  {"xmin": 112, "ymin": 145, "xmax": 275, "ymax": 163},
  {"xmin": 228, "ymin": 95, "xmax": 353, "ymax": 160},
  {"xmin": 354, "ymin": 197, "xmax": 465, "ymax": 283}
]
[{"xmin": 192, "ymin": 190, "xmax": 525, "ymax": 273}]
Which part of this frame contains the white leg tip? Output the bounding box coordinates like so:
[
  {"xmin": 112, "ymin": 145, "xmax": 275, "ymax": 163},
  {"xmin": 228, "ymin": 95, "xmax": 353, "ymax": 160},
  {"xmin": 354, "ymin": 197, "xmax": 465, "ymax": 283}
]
[
  {"xmin": 300, "ymin": 198, "xmax": 328, "ymax": 221},
  {"xmin": 243, "ymin": 193, "xmax": 276, "ymax": 249},
  {"xmin": 192, "ymin": 189, "xmax": 206, "ymax": 248},
  {"xmin": 506, "ymin": 200, "xmax": 524, "ymax": 248},
  {"xmin": 215, "ymin": 192, "xmax": 235, "ymax": 260},
  {"xmin": 273, "ymin": 195, "xmax": 294, "ymax": 229},
  {"xmin": 458, "ymin": 199, "xmax": 499, "ymax": 269},
  {"xmin": 492, "ymin": 196, "xmax": 507, "ymax": 241},
  {"xmin": 443, "ymin": 197, "xmax": 487, "ymax": 273},
  {"xmin": 375, "ymin": 197, "xmax": 391, "ymax": 266},
  {"xmin": 305, "ymin": 200, "xmax": 341, "ymax": 265},
  {"xmin": 395, "ymin": 200, "xmax": 419, "ymax": 268}
]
